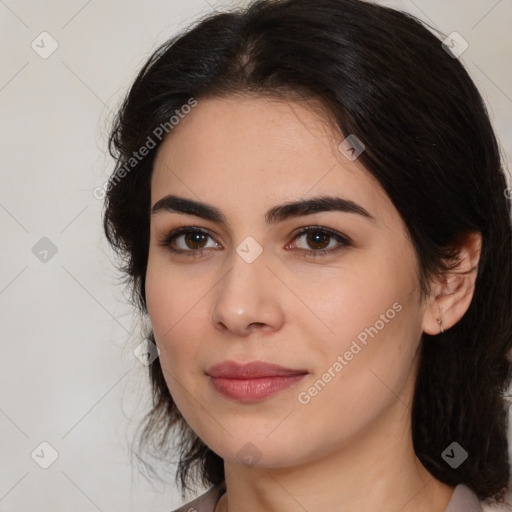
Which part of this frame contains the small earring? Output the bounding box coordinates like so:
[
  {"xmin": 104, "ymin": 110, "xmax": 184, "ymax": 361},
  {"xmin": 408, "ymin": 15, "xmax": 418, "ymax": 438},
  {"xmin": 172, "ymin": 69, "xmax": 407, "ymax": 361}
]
[{"xmin": 436, "ymin": 317, "xmax": 445, "ymax": 334}]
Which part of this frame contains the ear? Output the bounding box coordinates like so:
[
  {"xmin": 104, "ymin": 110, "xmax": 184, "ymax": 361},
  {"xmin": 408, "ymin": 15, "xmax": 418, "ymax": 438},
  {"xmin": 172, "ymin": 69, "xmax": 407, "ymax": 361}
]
[{"xmin": 422, "ymin": 231, "xmax": 482, "ymax": 335}]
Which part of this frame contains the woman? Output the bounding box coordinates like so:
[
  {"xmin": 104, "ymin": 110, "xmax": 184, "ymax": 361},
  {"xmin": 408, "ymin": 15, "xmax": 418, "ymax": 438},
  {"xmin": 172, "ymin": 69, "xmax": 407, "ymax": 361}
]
[{"xmin": 102, "ymin": 0, "xmax": 512, "ymax": 510}]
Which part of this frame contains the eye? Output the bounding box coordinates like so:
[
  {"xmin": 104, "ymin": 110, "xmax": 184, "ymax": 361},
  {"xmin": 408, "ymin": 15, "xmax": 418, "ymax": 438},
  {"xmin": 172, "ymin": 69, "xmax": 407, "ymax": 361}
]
[
  {"xmin": 159, "ymin": 225, "xmax": 352, "ymax": 259},
  {"xmin": 286, "ymin": 226, "xmax": 352, "ymax": 258},
  {"xmin": 159, "ymin": 227, "xmax": 220, "ymax": 257}
]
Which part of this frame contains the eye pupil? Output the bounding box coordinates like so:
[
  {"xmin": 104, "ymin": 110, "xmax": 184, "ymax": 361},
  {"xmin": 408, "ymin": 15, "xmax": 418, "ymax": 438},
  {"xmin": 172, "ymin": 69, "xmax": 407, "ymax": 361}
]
[
  {"xmin": 185, "ymin": 232, "xmax": 207, "ymax": 249},
  {"xmin": 307, "ymin": 231, "xmax": 330, "ymax": 250}
]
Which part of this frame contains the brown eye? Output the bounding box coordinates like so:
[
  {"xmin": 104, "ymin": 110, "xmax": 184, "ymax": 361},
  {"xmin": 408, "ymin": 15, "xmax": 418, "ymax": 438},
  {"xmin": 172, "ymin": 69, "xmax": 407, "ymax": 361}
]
[
  {"xmin": 183, "ymin": 232, "xmax": 208, "ymax": 250},
  {"xmin": 305, "ymin": 231, "xmax": 331, "ymax": 250},
  {"xmin": 160, "ymin": 227, "xmax": 220, "ymax": 256},
  {"xmin": 287, "ymin": 226, "xmax": 352, "ymax": 258}
]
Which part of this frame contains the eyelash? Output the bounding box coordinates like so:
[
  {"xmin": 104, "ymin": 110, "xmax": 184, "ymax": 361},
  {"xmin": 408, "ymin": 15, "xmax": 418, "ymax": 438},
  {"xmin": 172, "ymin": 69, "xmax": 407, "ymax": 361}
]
[{"xmin": 158, "ymin": 226, "xmax": 352, "ymax": 260}]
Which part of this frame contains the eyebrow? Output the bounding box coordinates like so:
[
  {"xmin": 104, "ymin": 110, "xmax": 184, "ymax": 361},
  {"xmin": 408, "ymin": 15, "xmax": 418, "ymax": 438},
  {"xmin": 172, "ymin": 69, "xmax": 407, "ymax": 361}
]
[{"xmin": 151, "ymin": 194, "xmax": 376, "ymax": 225}]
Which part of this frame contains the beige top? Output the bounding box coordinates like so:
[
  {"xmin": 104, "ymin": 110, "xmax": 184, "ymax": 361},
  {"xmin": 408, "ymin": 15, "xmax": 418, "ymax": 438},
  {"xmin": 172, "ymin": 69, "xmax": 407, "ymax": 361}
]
[{"xmin": 170, "ymin": 480, "xmax": 483, "ymax": 512}]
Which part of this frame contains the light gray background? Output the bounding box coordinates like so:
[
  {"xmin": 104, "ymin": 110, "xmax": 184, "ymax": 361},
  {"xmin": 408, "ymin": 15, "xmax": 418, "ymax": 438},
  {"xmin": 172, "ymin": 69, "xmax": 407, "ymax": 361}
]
[{"xmin": 1, "ymin": 1, "xmax": 511, "ymax": 511}]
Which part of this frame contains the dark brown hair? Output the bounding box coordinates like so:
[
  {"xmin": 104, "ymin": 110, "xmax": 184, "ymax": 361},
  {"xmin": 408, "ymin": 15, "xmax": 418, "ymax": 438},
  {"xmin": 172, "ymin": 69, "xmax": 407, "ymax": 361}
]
[{"xmin": 103, "ymin": 0, "xmax": 512, "ymax": 504}]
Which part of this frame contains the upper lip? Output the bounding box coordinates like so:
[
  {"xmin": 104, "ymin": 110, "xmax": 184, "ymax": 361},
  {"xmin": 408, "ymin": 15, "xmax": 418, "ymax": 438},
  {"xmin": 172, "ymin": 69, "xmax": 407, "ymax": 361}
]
[{"xmin": 207, "ymin": 360, "xmax": 309, "ymax": 379}]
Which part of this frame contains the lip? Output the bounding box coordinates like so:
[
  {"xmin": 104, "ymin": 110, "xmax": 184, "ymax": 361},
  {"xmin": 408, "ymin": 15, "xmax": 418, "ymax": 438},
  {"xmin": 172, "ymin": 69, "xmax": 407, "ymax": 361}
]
[
  {"xmin": 206, "ymin": 360, "xmax": 309, "ymax": 402},
  {"xmin": 207, "ymin": 360, "xmax": 308, "ymax": 378}
]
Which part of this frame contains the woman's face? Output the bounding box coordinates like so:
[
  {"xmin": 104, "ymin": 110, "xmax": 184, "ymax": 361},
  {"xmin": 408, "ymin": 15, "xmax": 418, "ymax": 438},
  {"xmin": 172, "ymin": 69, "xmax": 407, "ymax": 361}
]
[{"xmin": 146, "ymin": 95, "xmax": 430, "ymax": 468}]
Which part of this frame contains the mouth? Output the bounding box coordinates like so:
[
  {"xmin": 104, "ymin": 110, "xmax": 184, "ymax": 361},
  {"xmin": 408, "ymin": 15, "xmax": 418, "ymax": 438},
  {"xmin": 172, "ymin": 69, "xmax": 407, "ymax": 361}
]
[{"xmin": 206, "ymin": 360, "xmax": 309, "ymax": 402}]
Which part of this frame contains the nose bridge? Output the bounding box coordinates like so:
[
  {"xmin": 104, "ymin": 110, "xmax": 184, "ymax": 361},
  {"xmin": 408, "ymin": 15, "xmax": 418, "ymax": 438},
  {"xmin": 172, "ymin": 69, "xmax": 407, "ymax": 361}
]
[{"xmin": 211, "ymin": 241, "xmax": 284, "ymax": 334}]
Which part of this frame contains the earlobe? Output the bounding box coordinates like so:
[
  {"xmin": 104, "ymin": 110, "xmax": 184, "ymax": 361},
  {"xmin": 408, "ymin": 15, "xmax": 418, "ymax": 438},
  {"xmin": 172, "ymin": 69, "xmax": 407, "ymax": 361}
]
[{"xmin": 422, "ymin": 231, "xmax": 482, "ymax": 336}]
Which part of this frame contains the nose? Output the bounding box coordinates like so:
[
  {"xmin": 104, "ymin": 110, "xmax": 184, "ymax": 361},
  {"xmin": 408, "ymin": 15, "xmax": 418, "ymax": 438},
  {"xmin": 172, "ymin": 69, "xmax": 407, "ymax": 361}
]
[{"xmin": 211, "ymin": 247, "xmax": 286, "ymax": 337}]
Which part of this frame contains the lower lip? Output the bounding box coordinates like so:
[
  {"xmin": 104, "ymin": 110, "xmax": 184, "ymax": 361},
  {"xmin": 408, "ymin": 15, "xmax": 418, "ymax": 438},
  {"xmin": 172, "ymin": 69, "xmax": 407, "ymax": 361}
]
[{"xmin": 210, "ymin": 374, "xmax": 307, "ymax": 402}]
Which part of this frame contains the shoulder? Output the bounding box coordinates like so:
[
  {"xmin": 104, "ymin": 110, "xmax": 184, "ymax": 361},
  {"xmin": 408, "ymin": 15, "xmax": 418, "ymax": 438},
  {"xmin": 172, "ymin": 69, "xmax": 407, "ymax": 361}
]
[
  {"xmin": 445, "ymin": 484, "xmax": 483, "ymax": 512},
  {"xmin": 169, "ymin": 480, "xmax": 226, "ymax": 512}
]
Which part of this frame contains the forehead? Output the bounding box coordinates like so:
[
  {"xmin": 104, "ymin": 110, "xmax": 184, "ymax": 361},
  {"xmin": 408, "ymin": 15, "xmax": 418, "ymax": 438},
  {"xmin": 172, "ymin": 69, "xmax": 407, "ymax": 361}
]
[
  {"xmin": 150, "ymin": 95, "xmax": 392, "ymax": 226},
  {"xmin": 153, "ymin": 94, "xmax": 340, "ymax": 172}
]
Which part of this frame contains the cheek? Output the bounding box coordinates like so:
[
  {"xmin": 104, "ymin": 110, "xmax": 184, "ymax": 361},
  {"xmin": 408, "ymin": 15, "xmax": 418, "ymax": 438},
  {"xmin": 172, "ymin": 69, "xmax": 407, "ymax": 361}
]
[
  {"xmin": 296, "ymin": 245, "xmax": 415, "ymax": 349},
  {"xmin": 146, "ymin": 264, "xmax": 176, "ymax": 339},
  {"xmin": 293, "ymin": 246, "xmax": 420, "ymax": 408},
  {"xmin": 145, "ymin": 259, "xmax": 211, "ymax": 395},
  {"xmin": 145, "ymin": 252, "xmax": 205, "ymax": 340},
  {"xmin": 145, "ymin": 262, "xmax": 192, "ymax": 374},
  {"xmin": 145, "ymin": 275, "xmax": 199, "ymax": 426}
]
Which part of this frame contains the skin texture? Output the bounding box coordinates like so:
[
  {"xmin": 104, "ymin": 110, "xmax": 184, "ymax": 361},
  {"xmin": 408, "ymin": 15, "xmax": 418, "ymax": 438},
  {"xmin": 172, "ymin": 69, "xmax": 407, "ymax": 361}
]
[{"xmin": 145, "ymin": 95, "xmax": 482, "ymax": 512}]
